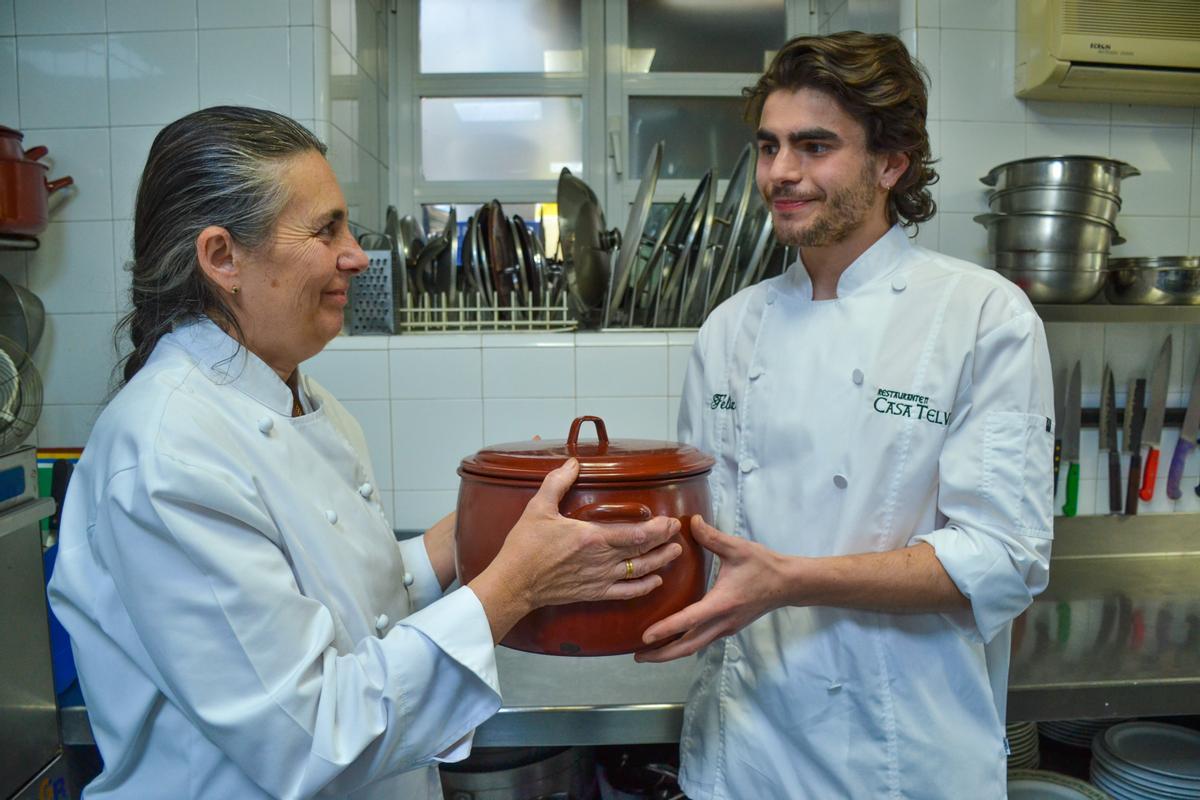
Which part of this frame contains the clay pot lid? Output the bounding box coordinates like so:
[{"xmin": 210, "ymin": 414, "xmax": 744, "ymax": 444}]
[{"xmin": 460, "ymin": 415, "xmax": 714, "ymax": 482}]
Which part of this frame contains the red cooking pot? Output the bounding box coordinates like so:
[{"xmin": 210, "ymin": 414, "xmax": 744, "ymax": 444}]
[
  {"xmin": 0, "ymin": 154, "xmax": 73, "ymax": 237},
  {"xmin": 456, "ymin": 415, "xmax": 714, "ymax": 656},
  {"xmin": 0, "ymin": 126, "xmax": 49, "ymax": 162}
]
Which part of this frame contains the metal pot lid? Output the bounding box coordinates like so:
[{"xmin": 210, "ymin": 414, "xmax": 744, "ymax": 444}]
[
  {"xmin": 1108, "ymin": 256, "xmax": 1200, "ymax": 270},
  {"xmin": 460, "ymin": 415, "xmax": 714, "ymax": 482}
]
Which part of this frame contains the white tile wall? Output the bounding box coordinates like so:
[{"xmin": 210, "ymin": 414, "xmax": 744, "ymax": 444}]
[{"xmin": 1, "ymin": 0, "xmax": 378, "ymax": 450}]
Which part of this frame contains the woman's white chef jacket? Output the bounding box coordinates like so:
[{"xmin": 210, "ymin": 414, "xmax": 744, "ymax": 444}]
[
  {"xmin": 48, "ymin": 319, "xmax": 501, "ymax": 800},
  {"xmin": 675, "ymin": 226, "xmax": 1054, "ymax": 800}
]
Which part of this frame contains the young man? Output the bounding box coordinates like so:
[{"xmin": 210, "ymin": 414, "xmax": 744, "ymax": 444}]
[{"xmin": 637, "ymin": 32, "xmax": 1054, "ymax": 799}]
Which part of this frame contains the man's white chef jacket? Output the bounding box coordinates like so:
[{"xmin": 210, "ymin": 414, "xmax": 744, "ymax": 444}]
[
  {"xmin": 48, "ymin": 319, "xmax": 500, "ymax": 799},
  {"xmin": 676, "ymin": 226, "xmax": 1054, "ymax": 799}
]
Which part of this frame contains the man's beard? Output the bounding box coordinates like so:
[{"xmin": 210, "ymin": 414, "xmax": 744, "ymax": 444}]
[{"xmin": 770, "ymin": 161, "xmax": 879, "ymax": 248}]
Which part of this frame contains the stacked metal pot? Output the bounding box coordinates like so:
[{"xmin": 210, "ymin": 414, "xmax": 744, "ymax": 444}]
[{"xmin": 974, "ymin": 156, "xmax": 1139, "ymax": 303}]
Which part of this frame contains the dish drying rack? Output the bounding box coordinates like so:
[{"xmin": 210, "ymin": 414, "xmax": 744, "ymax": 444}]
[{"xmin": 396, "ymin": 288, "xmax": 577, "ymax": 333}]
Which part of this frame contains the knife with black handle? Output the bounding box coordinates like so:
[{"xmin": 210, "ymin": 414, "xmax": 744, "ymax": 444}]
[
  {"xmin": 1053, "ymin": 366, "xmax": 1065, "ymax": 495},
  {"xmin": 1124, "ymin": 379, "xmax": 1146, "ymax": 516},
  {"xmin": 1100, "ymin": 366, "xmax": 1122, "ymax": 514},
  {"xmin": 1166, "ymin": 350, "xmax": 1200, "ymax": 500}
]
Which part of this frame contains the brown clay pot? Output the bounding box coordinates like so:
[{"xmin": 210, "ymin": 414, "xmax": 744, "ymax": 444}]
[
  {"xmin": 0, "ymin": 155, "xmax": 73, "ymax": 236},
  {"xmin": 456, "ymin": 415, "xmax": 714, "ymax": 656}
]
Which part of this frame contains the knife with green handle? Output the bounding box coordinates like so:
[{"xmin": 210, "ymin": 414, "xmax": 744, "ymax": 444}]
[
  {"xmin": 1167, "ymin": 351, "xmax": 1200, "ymax": 500},
  {"xmin": 1061, "ymin": 361, "xmax": 1081, "ymax": 517}
]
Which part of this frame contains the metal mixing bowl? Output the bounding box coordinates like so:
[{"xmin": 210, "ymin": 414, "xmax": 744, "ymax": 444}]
[
  {"xmin": 974, "ymin": 212, "xmax": 1124, "ymax": 253},
  {"xmin": 1105, "ymin": 257, "xmax": 1200, "ymax": 305},
  {"xmin": 980, "ymin": 155, "xmax": 1139, "ymax": 195},
  {"xmin": 994, "ymin": 267, "xmax": 1106, "ymax": 304},
  {"xmin": 987, "ymin": 186, "xmax": 1122, "ymax": 226},
  {"xmin": 992, "ymin": 250, "xmax": 1108, "ymax": 272}
]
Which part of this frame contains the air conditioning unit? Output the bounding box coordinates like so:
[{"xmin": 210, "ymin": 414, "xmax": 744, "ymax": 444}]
[{"xmin": 1016, "ymin": 0, "xmax": 1200, "ymax": 107}]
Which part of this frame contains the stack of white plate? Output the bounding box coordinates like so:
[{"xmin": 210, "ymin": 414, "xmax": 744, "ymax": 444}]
[
  {"xmin": 1009, "ymin": 722, "xmax": 1042, "ymax": 770},
  {"xmin": 1090, "ymin": 722, "xmax": 1200, "ymax": 799},
  {"xmin": 1043, "ymin": 719, "xmax": 1123, "ymax": 749},
  {"xmin": 1008, "ymin": 769, "xmax": 1115, "ymax": 799}
]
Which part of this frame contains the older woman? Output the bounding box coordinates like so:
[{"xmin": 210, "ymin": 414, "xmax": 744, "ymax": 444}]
[{"xmin": 47, "ymin": 106, "xmax": 681, "ymax": 800}]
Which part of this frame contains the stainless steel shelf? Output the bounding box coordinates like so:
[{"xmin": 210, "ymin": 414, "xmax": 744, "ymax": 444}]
[{"xmin": 1035, "ymin": 304, "xmax": 1200, "ymax": 323}]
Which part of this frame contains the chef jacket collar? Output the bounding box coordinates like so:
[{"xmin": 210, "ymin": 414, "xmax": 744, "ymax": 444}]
[
  {"xmin": 784, "ymin": 224, "xmax": 911, "ymax": 300},
  {"xmin": 167, "ymin": 317, "xmax": 311, "ymax": 416}
]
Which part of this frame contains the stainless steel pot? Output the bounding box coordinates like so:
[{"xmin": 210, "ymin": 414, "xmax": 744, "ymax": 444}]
[
  {"xmin": 1105, "ymin": 257, "xmax": 1200, "ymax": 305},
  {"xmin": 440, "ymin": 746, "xmax": 596, "ymax": 799},
  {"xmin": 987, "ymin": 186, "xmax": 1121, "ymax": 226},
  {"xmin": 974, "ymin": 212, "xmax": 1124, "ymax": 253},
  {"xmin": 995, "ymin": 267, "xmax": 1106, "ymax": 304},
  {"xmin": 992, "ymin": 251, "xmax": 1109, "ymax": 272},
  {"xmin": 980, "ymin": 156, "xmax": 1139, "ymax": 196}
]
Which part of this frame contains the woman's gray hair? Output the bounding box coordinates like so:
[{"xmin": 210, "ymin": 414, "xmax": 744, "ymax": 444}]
[{"xmin": 116, "ymin": 106, "xmax": 327, "ymax": 385}]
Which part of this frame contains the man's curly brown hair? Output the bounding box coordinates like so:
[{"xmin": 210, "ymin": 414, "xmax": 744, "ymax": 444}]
[{"xmin": 744, "ymin": 31, "xmax": 938, "ymax": 229}]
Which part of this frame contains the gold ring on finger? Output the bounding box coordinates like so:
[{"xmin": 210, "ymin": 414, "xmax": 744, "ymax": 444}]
[{"xmin": 625, "ymin": 559, "xmax": 634, "ymax": 580}]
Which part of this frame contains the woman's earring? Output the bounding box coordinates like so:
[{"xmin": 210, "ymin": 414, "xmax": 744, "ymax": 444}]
[{"xmin": 231, "ymin": 285, "xmax": 240, "ymax": 295}]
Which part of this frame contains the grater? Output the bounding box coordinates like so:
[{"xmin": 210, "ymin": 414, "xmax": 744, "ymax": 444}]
[{"xmin": 347, "ymin": 249, "xmax": 394, "ymax": 334}]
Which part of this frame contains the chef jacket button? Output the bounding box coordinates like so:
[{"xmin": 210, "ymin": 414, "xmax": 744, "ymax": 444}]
[
  {"xmin": 739, "ymin": 458, "xmax": 757, "ymax": 474},
  {"xmin": 833, "ymin": 474, "xmax": 848, "ymax": 490},
  {"xmin": 891, "ymin": 275, "xmax": 907, "ymax": 292},
  {"xmin": 851, "ymin": 368, "xmax": 864, "ymax": 385},
  {"xmin": 358, "ymin": 482, "xmax": 373, "ymax": 498},
  {"xmin": 765, "ymin": 289, "xmax": 777, "ymax": 305},
  {"xmin": 325, "ymin": 509, "xmax": 338, "ymax": 524},
  {"xmin": 375, "ymin": 614, "xmax": 389, "ymax": 631},
  {"xmin": 749, "ymin": 366, "xmax": 764, "ymax": 381},
  {"xmin": 403, "ymin": 571, "xmax": 415, "ymax": 587},
  {"xmin": 257, "ymin": 417, "xmax": 274, "ymax": 434},
  {"xmin": 726, "ymin": 643, "xmax": 741, "ymax": 663}
]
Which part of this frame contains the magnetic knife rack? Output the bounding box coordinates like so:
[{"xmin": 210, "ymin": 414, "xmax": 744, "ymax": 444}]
[{"xmin": 1079, "ymin": 408, "xmax": 1190, "ymax": 427}]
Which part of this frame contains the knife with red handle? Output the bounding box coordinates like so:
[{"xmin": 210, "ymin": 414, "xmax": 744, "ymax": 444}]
[
  {"xmin": 1138, "ymin": 336, "xmax": 1171, "ymax": 502},
  {"xmin": 1167, "ymin": 352, "xmax": 1200, "ymax": 500}
]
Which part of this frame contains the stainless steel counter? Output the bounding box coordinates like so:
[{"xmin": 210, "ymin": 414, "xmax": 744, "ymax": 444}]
[{"xmin": 61, "ymin": 514, "xmax": 1200, "ymax": 748}]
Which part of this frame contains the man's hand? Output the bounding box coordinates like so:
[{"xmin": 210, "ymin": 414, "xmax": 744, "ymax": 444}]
[{"xmin": 635, "ymin": 515, "xmax": 792, "ymax": 663}]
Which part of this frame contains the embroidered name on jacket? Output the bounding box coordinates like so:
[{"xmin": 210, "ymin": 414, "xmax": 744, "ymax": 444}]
[
  {"xmin": 873, "ymin": 387, "xmax": 950, "ymax": 425},
  {"xmin": 710, "ymin": 393, "xmax": 736, "ymax": 410}
]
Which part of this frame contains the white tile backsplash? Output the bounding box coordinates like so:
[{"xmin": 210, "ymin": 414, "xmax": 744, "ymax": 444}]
[
  {"xmin": 1109, "ymin": 217, "xmax": 1191, "ymax": 259},
  {"xmin": 483, "ymin": 398, "xmax": 577, "ymax": 445},
  {"xmin": 389, "ymin": 347, "xmax": 481, "ymax": 399},
  {"xmin": 391, "ymin": 398, "xmax": 482, "ymax": 491},
  {"xmin": 575, "ymin": 345, "xmax": 669, "ymax": 397},
  {"xmin": 289, "ymin": 25, "xmax": 316, "ymax": 120},
  {"xmin": 937, "ymin": 121, "xmax": 1026, "ymax": 212},
  {"xmin": 304, "ymin": 348, "xmax": 389, "ymax": 399},
  {"xmin": 17, "ymin": 34, "xmax": 109, "ymax": 129},
  {"xmin": 34, "ymin": 312, "xmax": 119, "ymax": 405},
  {"xmin": 0, "ymin": 0, "xmax": 14, "ymax": 36},
  {"xmin": 575, "ymin": 397, "xmax": 671, "ymax": 441},
  {"xmin": 482, "ymin": 346, "xmax": 574, "ymax": 398},
  {"xmin": 1112, "ymin": 104, "xmax": 1195, "ymax": 129},
  {"xmin": 391, "ymin": 490, "xmax": 457, "ymax": 532},
  {"xmin": 14, "ymin": 0, "xmax": 105, "ymax": 35},
  {"xmin": 0, "ymin": 37, "xmax": 17, "ymax": 122},
  {"xmin": 1110, "ymin": 126, "xmax": 1193, "ymax": 218},
  {"xmin": 1025, "ymin": 123, "xmax": 1110, "ymax": 160},
  {"xmin": 938, "ymin": 30, "xmax": 1022, "ymax": 124},
  {"xmin": 108, "ymin": 31, "xmax": 198, "ymax": 126},
  {"xmin": 109, "ymin": 124, "xmax": 158, "ymax": 221},
  {"xmin": 26, "ymin": 220, "xmax": 115, "ymax": 313},
  {"xmin": 35, "ymin": 403, "xmax": 101, "ymax": 447},
  {"xmin": 937, "ymin": 212, "xmax": 988, "ymax": 265},
  {"xmin": 198, "ymin": 0, "xmax": 291, "ymax": 29},
  {"xmin": 23, "ymin": 127, "xmax": 113, "ymax": 221},
  {"xmin": 938, "ymin": 0, "xmax": 1012, "ymax": 30},
  {"xmin": 199, "ymin": 27, "xmax": 292, "ymax": 113},
  {"xmin": 1024, "ymin": 99, "xmax": 1110, "ymax": 127},
  {"xmin": 106, "ymin": 0, "xmax": 197, "ymax": 32}
]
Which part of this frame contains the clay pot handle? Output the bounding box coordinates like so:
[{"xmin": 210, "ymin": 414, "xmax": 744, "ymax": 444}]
[
  {"xmin": 566, "ymin": 415, "xmax": 608, "ymax": 450},
  {"xmin": 568, "ymin": 502, "xmax": 652, "ymax": 523},
  {"xmin": 24, "ymin": 145, "xmax": 48, "ymax": 161},
  {"xmin": 46, "ymin": 175, "xmax": 74, "ymax": 194}
]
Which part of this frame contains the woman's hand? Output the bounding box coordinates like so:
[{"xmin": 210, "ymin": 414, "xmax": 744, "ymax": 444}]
[
  {"xmin": 634, "ymin": 515, "xmax": 792, "ymax": 663},
  {"xmin": 469, "ymin": 458, "xmax": 683, "ymax": 643},
  {"xmin": 422, "ymin": 512, "xmax": 457, "ymax": 591}
]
